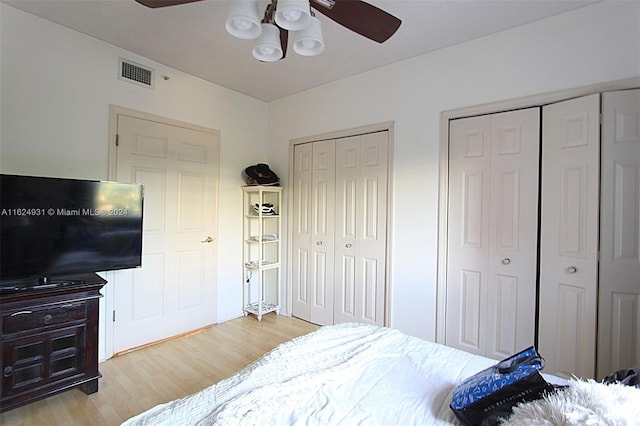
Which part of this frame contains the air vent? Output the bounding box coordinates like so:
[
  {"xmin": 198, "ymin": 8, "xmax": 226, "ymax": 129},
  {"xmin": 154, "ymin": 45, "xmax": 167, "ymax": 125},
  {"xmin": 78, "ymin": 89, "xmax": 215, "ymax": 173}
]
[{"xmin": 119, "ymin": 59, "xmax": 154, "ymax": 88}]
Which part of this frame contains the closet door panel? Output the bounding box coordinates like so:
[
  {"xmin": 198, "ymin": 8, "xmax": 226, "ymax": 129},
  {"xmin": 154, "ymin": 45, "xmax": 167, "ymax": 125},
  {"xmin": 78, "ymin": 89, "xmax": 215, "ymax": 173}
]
[
  {"xmin": 459, "ymin": 269, "xmax": 483, "ymax": 350},
  {"xmin": 335, "ymin": 136, "xmax": 360, "ymax": 323},
  {"xmin": 598, "ymin": 89, "xmax": 640, "ymax": 378},
  {"xmin": 447, "ymin": 108, "xmax": 539, "ymax": 359},
  {"xmin": 493, "ymin": 169, "xmax": 520, "ymax": 250},
  {"xmin": 334, "ymin": 132, "xmax": 388, "ymax": 326},
  {"xmin": 556, "ymin": 284, "xmax": 589, "ymax": 375},
  {"xmin": 539, "ymin": 94, "xmax": 600, "ymax": 379},
  {"xmin": 446, "ymin": 116, "xmax": 492, "ymax": 355},
  {"xmin": 292, "ymin": 144, "xmax": 313, "ymax": 321},
  {"xmin": 359, "ymin": 132, "xmax": 388, "ymax": 325},
  {"xmin": 310, "ymin": 141, "xmax": 336, "ymax": 325},
  {"xmin": 291, "ymin": 141, "xmax": 336, "ymax": 325},
  {"xmin": 362, "ymin": 257, "xmax": 380, "ymax": 323},
  {"xmin": 486, "ymin": 108, "xmax": 540, "ymax": 360},
  {"xmin": 312, "ymin": 251, "xmax": 329, "ymax": 309},
  {"xmin": 463, "ymin": 172, "xmax": 486, "ymax": 248},
  {"xmin": 492, "ymin": 274, "xmax": 519, "ymax": 354},
  {"xmin": 338, "ymin": 254, "xmax": 357, "ymax": 318}
]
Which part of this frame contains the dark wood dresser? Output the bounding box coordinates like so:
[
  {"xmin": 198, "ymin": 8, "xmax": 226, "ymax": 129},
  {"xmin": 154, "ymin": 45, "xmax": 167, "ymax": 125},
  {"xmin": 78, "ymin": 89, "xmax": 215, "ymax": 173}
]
[{"xmin": 0, "ymin": 273, "xmax": 106, "ymax": 412}]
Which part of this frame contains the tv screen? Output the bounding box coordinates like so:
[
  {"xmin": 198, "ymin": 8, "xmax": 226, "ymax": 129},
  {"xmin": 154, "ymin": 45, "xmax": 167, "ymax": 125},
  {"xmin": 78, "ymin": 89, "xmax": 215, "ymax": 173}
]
[{"xmin": 0, "ymin": 174, "xmax": 144, "ymax": 285}]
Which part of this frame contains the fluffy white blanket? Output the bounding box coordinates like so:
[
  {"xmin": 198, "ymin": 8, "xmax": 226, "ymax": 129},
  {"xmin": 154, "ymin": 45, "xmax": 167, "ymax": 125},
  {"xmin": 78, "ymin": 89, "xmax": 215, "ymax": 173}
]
[{"xmin": 504, "ymin": 378, "xmax": 640, "ymax": 426}]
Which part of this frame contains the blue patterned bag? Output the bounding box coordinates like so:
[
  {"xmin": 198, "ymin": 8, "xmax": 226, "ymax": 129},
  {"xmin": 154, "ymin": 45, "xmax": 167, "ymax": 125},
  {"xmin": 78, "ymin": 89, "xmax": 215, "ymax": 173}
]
[{"xmin": 450, "ymin": 347, "xmax": 554, "ymax": 425}]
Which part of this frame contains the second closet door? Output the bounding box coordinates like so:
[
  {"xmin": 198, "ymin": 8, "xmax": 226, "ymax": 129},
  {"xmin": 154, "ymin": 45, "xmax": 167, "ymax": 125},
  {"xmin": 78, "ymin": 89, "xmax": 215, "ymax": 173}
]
[
  {"xmin": 334, "ymin": 132, "xmax": 388, "ymax": 325},
  {"xmin": 598, "ymin": 89, "xmax": 640, "ymax": 379},
  {"xmin": 292, "ymin": 140, "xmax": 336, "ymax": 325},
  {"xmin": 538, "ymin": 94, "xmax": 600, "ymax": 379},
  {"xmin": 446, "ymin": 108, "xmax": 540, "ymax": 359},
  {"xmin": 292, "ymin": 132, "xmax": 388, "ymax": 326}
]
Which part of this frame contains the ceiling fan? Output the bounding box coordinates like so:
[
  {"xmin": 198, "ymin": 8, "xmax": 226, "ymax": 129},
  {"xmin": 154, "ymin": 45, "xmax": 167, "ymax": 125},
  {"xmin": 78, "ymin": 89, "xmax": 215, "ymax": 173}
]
[{"xmin": 134, "ymin": 0, "xmax": 402, "ymax": 62}]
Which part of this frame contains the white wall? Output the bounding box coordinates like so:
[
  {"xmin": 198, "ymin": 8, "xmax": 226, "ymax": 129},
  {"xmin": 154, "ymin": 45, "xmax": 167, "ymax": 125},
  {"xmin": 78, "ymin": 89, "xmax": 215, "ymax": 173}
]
[
  {"xmin": 268, "ymin": 0, "xmax": 640, "ymax": 341},
  {"xmin": 0, "ymin": 4, "xmax": 269, "ymax": 339}
]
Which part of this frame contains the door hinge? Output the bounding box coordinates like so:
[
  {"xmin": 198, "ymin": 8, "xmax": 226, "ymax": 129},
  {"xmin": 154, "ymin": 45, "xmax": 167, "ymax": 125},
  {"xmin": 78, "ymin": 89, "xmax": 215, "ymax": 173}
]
[
  {"xmin": 112, "ymin": 310, "xmax": 116, "ymax": 322},
  {"xmin": 115, "ymin": 134, "xmax": 120, "ymax": 147}
]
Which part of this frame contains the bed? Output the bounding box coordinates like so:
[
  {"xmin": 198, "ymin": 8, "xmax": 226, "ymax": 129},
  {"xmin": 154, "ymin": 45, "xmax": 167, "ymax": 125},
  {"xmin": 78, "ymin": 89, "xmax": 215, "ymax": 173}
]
[{"xmin": 121, "ymin": 323, "xmax": 637, "ymax": 426}]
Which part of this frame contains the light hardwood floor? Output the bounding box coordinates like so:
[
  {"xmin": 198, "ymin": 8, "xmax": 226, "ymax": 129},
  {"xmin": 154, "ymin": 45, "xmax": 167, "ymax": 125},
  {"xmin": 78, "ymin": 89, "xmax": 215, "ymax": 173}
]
[{"xmin": 0, "ymin": 314, "xmax": 319, "ymax": 426}]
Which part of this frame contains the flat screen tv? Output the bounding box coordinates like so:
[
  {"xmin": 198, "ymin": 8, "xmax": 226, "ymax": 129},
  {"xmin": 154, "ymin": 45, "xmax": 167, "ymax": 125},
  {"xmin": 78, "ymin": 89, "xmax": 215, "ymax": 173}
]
[{"xmin": 0, "ymin": 174, "xmax": 144, "ymax": 288}]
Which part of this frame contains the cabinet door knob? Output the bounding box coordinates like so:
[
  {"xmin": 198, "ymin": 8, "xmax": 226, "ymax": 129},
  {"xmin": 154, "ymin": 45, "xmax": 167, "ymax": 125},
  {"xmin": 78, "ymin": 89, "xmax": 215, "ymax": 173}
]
[
  {"xmin": 501, "ymin": 258, "xmax": 511, "ymax": 265},
  {"xmin": 316, "ymin": 241, "xmax": 323, "ymax": 246},
  {"xmin": 567, "ymin": 266, "xmax": 577, "ymax": 274},
  {"xmin": 345, "ymin": 243, "xmax": 352, "ymax": 248},
  {"xmin": 43, "ymin": 314, "xmax": 53, "ymax": 324},
  {"xmin": 3, "ymin": 366, "xmax": 12, "ymax": 377}
]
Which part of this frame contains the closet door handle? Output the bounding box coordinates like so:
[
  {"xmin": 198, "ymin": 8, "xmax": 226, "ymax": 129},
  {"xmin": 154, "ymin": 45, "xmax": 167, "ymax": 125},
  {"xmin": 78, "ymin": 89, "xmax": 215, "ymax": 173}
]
[
  {"xmin": 567, "ymin": 266, "xmax": 577, "ymax": 274},
  {"xmin": 316, "ymin": 241, "xmax": 323, "ymax": 246},
  {"xmin": 345, "ymin": 243, "xmax": 352, "ymax": 248},
  {"xmin": 501, "ymin": 258, "xmax": 511, "ymax": 265}
]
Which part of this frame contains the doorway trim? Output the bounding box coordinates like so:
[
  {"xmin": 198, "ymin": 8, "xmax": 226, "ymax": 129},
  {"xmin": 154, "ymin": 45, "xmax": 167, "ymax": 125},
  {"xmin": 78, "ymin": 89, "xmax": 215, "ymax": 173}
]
[
  {"xmin": 285, "ymin": 121, "xmax": 395, "ymax": 326},
  {"xmin": 436, "ymin": 77, "xmax": 640, "ymax": 344}
]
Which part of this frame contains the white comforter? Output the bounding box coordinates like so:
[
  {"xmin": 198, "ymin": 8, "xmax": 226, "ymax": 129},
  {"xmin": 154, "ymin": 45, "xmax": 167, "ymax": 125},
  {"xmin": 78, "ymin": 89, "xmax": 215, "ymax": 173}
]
[{"xmin": 122, "ymin": 323, "xmax": 499, "ymax": 425}]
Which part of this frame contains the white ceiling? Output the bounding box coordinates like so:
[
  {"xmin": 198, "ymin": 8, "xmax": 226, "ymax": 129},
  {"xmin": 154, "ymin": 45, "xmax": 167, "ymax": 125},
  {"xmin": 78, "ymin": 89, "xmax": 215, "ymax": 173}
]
[{"xmin": 4, "ymin": 0, "xmax": 599, "ymax": 101}]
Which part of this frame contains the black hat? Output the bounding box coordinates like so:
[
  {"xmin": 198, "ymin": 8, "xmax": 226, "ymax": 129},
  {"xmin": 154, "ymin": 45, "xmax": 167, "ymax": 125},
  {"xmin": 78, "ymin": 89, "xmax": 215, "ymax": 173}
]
[{"xmin": 244, "ymin": 164, "xmax": 280, "ymax": 186}]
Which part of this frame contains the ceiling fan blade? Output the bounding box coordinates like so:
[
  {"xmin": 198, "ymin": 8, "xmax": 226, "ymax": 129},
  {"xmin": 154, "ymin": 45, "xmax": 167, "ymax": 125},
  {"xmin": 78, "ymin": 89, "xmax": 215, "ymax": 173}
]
[
  {"xmin": 134, "ymin": 0, "xmax": 203, "ymax": 8},
  {"xmin": 279, "ymin": 26, "xmax": 289, "ymax": 60},
  {"xmin": 311, "ymin": 0, "xmax": 401, "ymax": 43}
]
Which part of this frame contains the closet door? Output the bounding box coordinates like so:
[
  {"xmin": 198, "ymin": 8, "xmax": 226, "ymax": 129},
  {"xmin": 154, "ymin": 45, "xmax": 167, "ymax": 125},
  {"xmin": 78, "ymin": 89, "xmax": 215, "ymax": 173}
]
[
  {"xmin": 334, "ymin": 132, "xmax": 388, "ymax": 325},
  {"xmin": 446, "ymin": 108, "xmax": 540, "ymax": 358},
  {"xmin": 291, "ymin": 141, "xmax": 336, "ymax": 325},
  {"xmin": 598, "ymin": 89, "xmax": 640, "ymax": 378},
  {"xmin": 485, "ymin": 109, "xmax": 540, "ymax": 360},
  {"xmin": 539, "ymin": 94, "xmax": 600, "ymax": 379},
  {"xmin": 446, "ymin": 115, "xmax": 491, "ymax": 355}
]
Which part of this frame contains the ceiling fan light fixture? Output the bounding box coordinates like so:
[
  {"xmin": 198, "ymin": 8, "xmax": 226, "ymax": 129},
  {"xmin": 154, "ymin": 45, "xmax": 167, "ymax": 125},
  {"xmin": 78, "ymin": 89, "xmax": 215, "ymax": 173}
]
[
  {"xmin": 275, "ymin": 0, "xmax": 311, "ymax": 31},
  {"xmin": 252, "ymin": 23, "xmax": 284, "ymax": 62},
  {"xmin": 225, "ymin": 0, "xmax": 262, "ymax": 39},
  {"xmin": 293, "ymin": 15, "xmax": 324, "ymax": 56}
]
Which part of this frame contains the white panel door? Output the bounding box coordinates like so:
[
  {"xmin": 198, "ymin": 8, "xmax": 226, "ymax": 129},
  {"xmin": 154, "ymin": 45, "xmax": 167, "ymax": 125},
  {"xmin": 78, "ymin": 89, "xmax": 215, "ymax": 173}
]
[
  {"xmin": 539, "ymin": 94, "xmax": 600, "ymax": 379},
  {"xmin": 598, "ymin": 89, "xmax": 640, "ymax": 378},
  {"xmin": 292, "ymin": 143, "xmax": 313, "ymax": 322},
  {"xmin": 447, "ymin": 115, "xmax": 492, "ymax": 355},
  {"xmin": 485, "ymin": 109, "xmax": 540, "ymax": 360},
  {"xmin": 291, "ymin": 140, "xmax": 336, "ymax": 325},
  {"xmin": 114, "ymin": 114, "xmax": 219, "ymax": 352},
  {"xmin": 334, "ymin": 132, "xmax": 388, "ymax": 326},
  {"xmin": 446, "ymin": 108, "xmax": 539, "ymax": 358}
]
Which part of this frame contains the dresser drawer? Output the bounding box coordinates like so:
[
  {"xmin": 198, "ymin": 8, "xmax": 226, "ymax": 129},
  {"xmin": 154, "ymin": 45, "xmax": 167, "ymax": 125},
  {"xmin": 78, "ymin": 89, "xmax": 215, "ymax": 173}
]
[{"xmin": 2, "ymin": 303, "xmax": 86, "ymax": 334}]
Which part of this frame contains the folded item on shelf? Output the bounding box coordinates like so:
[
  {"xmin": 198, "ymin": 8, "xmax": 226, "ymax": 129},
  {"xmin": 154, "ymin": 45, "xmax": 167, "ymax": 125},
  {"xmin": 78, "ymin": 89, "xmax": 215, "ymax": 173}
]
[
  {"xmin": 253, "ymin": 203, "xmax": 277, "ymax": 215},
  {"xmin": 248, "ymin": 234, "xmax": 278, "ymax": 242}
]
